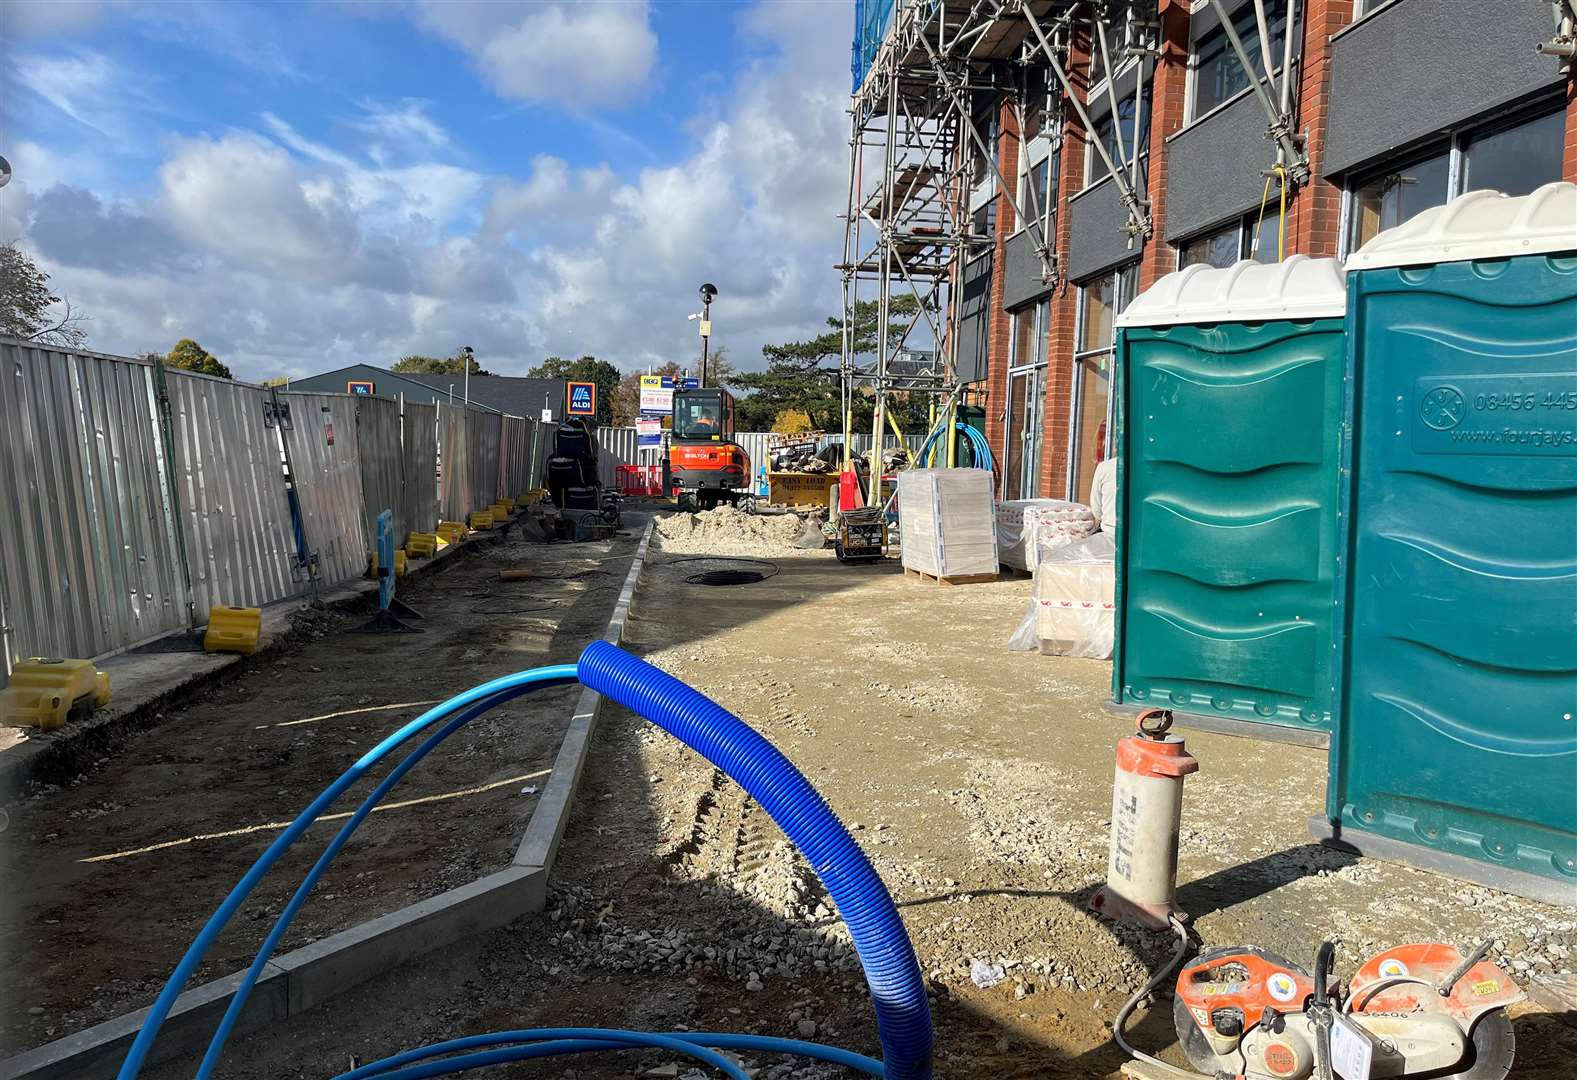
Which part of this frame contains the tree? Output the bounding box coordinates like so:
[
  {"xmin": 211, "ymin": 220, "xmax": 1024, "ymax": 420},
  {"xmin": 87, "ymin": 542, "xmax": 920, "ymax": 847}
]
[
  {"xmin": 163, "ymin": 338, "xmax": 232, "ymax": 379},
  {"xmin": 771, "ymin": 409, "xmax": 813, "ymax": 434},
  {"xmin": 733, "ymin": 296, "xmax": 932, "ymax": 432},
  {"xmin": 528, "ymin": 355, "xmax": 621, "ymax": 425},
  {"xmin": 392, "ymin": 351, "xmax": 489, "ymax": 376},
  {"xmin": 0, "ymin": 243, "xmax": 88, "ymax": 348}
]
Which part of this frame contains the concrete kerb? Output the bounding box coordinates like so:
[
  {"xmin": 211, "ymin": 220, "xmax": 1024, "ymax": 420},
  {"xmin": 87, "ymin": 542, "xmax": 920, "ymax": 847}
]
[
  {"xmin": 0, "ymin": 517, "xmax": 656, "ymax": 1080},
  {"xmin": 0, "ymin": 536, "xmax": 470, "ymax": 802}
]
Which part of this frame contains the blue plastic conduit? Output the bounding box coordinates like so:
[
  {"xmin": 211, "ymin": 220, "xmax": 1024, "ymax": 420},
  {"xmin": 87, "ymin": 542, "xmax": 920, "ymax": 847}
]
[
  {"xmin": 115, "ymin": 665, "xmax": 580, "ymax": 1080},
  {"xmin": 577, "ymin": 641, "xmax": 935, "ymax": 1080},
  {"xmin": 339, "ymin": 1030, "xmax": 883, "ymax": 1079}
]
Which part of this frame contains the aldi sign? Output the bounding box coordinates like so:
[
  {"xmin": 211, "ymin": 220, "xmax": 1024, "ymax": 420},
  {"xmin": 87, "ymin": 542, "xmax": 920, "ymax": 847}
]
[
  {"xmin": 347, "ymin": 380, "xmax": 375, "ymax": 395},
  {"xmin": 566, "ymin": 380, "xmax": 597, "ymax": 417}
]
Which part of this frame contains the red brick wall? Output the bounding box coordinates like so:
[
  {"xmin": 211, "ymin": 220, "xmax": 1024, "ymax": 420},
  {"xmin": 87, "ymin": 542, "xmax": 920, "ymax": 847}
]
[
  {"xmin": 1138, "ymin": 0, "xmax": 1193, "ymax": 290},
  {"xmin": 981, "ymin": 97, "xmax": 1021, "ymax": 489},
  {"xmin": 1286, "ymin": 0, "xmax": 1354, "ymax": 257},
  {"xmin": 1565, "ymin": 67, "xmax": 1577, "ymax": 181},
  {"xmin": 1039, "ymin": 30, "xmax": 1092, "ymax": 500}
]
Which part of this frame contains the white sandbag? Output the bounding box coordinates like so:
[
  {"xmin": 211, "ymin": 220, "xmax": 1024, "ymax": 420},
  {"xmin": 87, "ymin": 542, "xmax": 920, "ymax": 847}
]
[{"xmin": 996, "ymin": 499, "xmax": 1099, "ymax": 571}]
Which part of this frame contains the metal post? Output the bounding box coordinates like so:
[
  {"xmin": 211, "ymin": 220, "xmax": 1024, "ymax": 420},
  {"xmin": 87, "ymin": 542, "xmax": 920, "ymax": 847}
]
[
  {"xmin": 700, "ymin": 297, "xmax": 711, "ymax": 387},
  {"xmin": 1206, "ymin": 0, "xmax": 1309, "ymax": 181},
  {"xmin": 151, "ymin": 354, "xmax": 197, "ymax": 628}
]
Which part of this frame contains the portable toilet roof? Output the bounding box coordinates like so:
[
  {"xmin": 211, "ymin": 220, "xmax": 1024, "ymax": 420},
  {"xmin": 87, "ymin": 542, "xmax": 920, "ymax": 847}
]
[
  {"xmin": 1115, "ymin": 254, "xmax": 1347, "ymax": 328},
  {"xmin": 1345, "ymin": 181, "xmax": 1577, "ymax": 271}
]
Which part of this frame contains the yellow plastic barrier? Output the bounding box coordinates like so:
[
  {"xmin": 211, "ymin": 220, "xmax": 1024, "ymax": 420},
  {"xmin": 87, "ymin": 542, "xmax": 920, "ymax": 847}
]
[
  {"xmin": 0, "ymin": 658, "xmax": 111, "ymax": 730},
  {"xmin": 436, "ymin": 520, "xmax": 469, "ymax": 544},
  {"xmin": 469, "ymin": 509, "xmax": 495, "ymax": 530},
  {"xmin": 515, "ymin": 489, "xmax": 546, "ymax": 508},
  {"xmin": 368, "ymin": 549, "xmax": 409, "ymax": 578},
  {"xmin": 489, "ymin": 501, "xmax": 513, "ymax": 520},
  {"xmin": 406, "ymin": 532, "xmax": 438, "ymax": 558},
  {"xmin": 203, "ymin": 605, "xmax": 263, "ymax": 655}
]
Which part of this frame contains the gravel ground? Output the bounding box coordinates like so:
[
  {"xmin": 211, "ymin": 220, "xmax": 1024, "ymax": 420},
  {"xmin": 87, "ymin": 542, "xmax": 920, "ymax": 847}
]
[{"xmin": 137, "ymin": 510, "xmax": 1576, "ymax": 1078}]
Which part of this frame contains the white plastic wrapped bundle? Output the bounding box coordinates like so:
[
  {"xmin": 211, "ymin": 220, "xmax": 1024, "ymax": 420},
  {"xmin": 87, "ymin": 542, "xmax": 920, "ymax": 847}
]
[
  {"xmin": 996, "ymin": 499, "xmax": 1099, "ymax": 571},
  {"xmin": 1007, "ymin": 532, "xmax": 1115, "ymax": 658},
  {"xmin": 898, "ymin": 468, "xmax": 997, "ymax": 578}
]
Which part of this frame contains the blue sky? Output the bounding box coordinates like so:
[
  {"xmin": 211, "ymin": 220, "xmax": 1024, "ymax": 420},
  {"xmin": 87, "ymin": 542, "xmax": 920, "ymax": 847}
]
[{"xmin": 1, "ymin": 1, "xmax": 854, "ymax": 381}]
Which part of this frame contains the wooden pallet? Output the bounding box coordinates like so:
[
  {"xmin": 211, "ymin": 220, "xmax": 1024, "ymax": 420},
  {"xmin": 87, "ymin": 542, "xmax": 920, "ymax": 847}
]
[
  {"xmin": 998, "ymin": 564, "xmax": 1032, "ymax": 579},
  {"xmin": 903, "ymin": 566, "xmax": 998, "ymax": 586}
]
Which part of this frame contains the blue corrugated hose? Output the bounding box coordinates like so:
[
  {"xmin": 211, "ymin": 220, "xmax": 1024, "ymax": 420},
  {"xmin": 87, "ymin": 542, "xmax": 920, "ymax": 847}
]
[
  {"xmin": 578, "ymin": 640, "xmax": 934, "ymax": 1079},
  {"xmin": 121, "ymin": 646, "xmax": 932, "ymax": 1079}
]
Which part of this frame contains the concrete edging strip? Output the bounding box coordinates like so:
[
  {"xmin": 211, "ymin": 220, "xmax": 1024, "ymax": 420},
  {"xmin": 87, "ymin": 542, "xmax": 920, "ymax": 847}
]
[{"xmin": 0, "ymin": 517, "xmax": 656, "ymax": 1080}]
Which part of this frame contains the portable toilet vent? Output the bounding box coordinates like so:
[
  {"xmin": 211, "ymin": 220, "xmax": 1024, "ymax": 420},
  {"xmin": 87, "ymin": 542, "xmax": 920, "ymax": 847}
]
[
  {"xmin": 1111, "ymin": 255, "xmax": 1348, "ymax": 745},
  {"xmin": 1315, "ymin": 182, "xmax": 1577, "ymax": 906}
]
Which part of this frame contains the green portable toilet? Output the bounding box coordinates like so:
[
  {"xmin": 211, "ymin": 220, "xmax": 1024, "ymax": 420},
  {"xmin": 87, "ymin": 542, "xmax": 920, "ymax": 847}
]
[
  {"xmin": 1316, "ymin": 183, "xmax": 1577, "ymax": 905},
  {"xmin": 1112, "ymin": 256, "xmax": 1347, "ymax": 745}
]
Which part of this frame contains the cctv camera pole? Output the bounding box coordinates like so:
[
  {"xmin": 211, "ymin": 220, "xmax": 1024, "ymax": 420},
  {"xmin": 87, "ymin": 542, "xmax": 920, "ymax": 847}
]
[
  {"xmin": 462, "ymin": 346, "xmax": 474, "ymax": 406},
  {"xmin": 699, "ymin": 297, "xmax": 711, "ymax": 388}
]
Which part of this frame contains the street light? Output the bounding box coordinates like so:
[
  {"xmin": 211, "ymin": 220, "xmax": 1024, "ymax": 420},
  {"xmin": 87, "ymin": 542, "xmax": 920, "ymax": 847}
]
[
  {"xmin": 697, "ymin": 283, "xmax": 717, "ymax": 387},
  {"xmin": 461, "ymin": 345, "xmax": 474, "ymax": 406}
]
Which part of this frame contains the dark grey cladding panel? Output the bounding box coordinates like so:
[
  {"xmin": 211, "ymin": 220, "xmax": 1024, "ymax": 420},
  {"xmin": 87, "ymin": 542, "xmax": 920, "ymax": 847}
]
[
  {"xmin": 1066, "ymin": 178, "xmax": 1144, "ymax": 282},
  {"xmin": 1001, "ymin": 229, "xmax": 1056, "ymax": 310},
  {"xmin": 1324, "ymin": 0, "xmax": 1561, "ymax": 178},
  {"xmin": 956, "ymin": 251, "xmax": 994, "ymax": 385},
  {"xmin": 1165, "ymin": 91, "xmax": 1282, "ymax": 241}
]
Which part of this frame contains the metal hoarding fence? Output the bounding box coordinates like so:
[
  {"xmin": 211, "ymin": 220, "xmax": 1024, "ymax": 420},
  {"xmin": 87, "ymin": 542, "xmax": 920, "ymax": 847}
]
[
  {"xmin": 594, "ymin": 425, "xmax": 641, "ymax": 488},
  {"xmin": 279, "ymin": 393, "xmax": 368, "ymax": 589},
  {"xmin": 400, "ymin": 400, "xmax": 439, "ymax": 536},
  {"xmin": 163, "ymin": 368, "xmax": 297, "ymax": 615},
  {"xmin": 0, "ymin": 341, "xmax": 190, "ymax": 676},
  {"xmin": 467, "ymin": 408, "xmax": 502, "ymax": 513},
  {"xmin": 437, "ymin": 402, "xmax": 470, "ymax": 523},
  {"xmin": 498, "ymin": 416, "xmax": 533, "ymax": 500},
  {"xmin": 353, "ymin": 394, "xmax": 404, "ymax": 541}
]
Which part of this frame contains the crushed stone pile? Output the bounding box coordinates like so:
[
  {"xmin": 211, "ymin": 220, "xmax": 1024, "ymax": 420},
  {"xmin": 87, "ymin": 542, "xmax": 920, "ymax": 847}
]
[{"xmin": 655, "ymin": 505, "xmax": 826, "ymax": 557}]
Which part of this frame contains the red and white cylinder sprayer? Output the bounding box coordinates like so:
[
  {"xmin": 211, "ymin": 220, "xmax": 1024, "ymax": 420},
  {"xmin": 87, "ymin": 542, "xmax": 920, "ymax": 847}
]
[{"xmin": 1091, "ymin": 708, "xmax": 1197, "ymax": 929}]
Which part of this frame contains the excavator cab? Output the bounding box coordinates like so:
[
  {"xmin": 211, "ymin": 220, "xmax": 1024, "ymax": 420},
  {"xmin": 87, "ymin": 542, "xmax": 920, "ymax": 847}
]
[{"xmin": 668, "ymin": 388, "xmax": 751, "ymax": 510}]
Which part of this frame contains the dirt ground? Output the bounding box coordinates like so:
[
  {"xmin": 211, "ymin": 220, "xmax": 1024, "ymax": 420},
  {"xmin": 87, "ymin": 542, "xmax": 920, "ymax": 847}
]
[
  {"xmin": 0, "ymin": 521, "xmax": 642, "ymax": 1058},
  {"xmin": 130, "ymin": 506, "xmax": 1576, "ymax": 1080}
]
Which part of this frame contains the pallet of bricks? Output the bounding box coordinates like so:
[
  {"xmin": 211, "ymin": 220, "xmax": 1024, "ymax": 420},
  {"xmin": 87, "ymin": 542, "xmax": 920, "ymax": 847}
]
[
  {"xmin": 897, "ymin": 468, "xmax": 997, "ymax": 585},
  {"xmin": 1007, "ymin": 528, "xmax": 1116, "ymax": 658},
  {"xmin": 995, "ymin": 499, "xmax": 1099, "ymax": 575}
]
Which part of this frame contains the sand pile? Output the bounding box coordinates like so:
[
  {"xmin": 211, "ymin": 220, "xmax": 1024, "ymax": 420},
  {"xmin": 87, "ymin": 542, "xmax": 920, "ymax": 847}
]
[{"xmin": 655, "ymin": 504, "xmax": 824, "ymax": 556}]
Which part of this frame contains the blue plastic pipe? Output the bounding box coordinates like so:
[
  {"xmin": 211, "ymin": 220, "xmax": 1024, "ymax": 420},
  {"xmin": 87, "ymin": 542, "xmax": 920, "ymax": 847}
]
[
  {"xmin": 339, "ymin": 1030, "xmax": 884, "ymax": 1079},
  {"xmin": 116, "ymin": 665, "xmax": 579, "ymax": 1080},
  {"xmin": 577, "ymin": 641, "xmax": 934, "ymax": 1080},
  {"xmin": 197, "ymin": 686, "xmax": 530, "ymax": 1079}
]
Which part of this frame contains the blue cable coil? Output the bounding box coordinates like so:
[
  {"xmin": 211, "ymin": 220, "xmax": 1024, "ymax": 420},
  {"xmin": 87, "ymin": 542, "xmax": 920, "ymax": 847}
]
[{"xmin": 118, "ymin": 644, "xmax": 933, "ymax": 1080}]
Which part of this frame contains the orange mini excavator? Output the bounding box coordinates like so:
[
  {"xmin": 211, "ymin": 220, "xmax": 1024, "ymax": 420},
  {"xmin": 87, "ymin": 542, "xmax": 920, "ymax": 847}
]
[{"xmin": 668, "ymin": 387, "xmax": 752, "ymax": 511}]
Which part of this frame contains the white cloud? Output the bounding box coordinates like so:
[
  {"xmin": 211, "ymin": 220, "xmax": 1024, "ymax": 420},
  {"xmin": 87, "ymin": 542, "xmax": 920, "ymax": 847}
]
[
  {"xmin": 3, "ymin": 0, "xmax": 113, "ymax": 35},
  {"xmin": 413, "ymin": 0, "xmax": 657, "ymax": 108},
  {"xmin": 13, "ymin": 1, "xmax": 851, "ymax": 384}
]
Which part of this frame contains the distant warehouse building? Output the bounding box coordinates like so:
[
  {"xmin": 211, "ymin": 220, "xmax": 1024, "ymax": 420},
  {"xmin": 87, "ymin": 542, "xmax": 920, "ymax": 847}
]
[
  {"xmin": 288, "ymin": 363, "xmax": 568, "ymax": 420},
  {"xmin": 845, "ymin": 0, "xmax": 1576, "ymax": 504}
]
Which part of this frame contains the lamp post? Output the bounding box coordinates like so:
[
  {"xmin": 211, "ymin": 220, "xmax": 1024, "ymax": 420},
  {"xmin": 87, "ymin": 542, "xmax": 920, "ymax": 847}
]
[
  {"xmin": 697, "ymin": 283, "xmax": 716, "ymax": 387},
  {"xmin": 461, "ymin": 345, "xmax": 474, "ymax": 406}
]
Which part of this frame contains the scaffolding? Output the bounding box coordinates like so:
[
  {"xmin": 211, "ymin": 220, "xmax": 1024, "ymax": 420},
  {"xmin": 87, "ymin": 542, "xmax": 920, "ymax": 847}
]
[{"xmin": 838, "ymin": 0, "xmax": 1305, "ymax": 502}]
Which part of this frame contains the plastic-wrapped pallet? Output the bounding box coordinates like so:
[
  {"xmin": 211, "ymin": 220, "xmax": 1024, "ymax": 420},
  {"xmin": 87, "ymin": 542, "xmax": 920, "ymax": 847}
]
[
  {"xmin": 1007, "ymin": 532, "xmax": 1115, "ymax": 658},
  {"xmin": 996, "ymin": 499, "xmax": 1099, "ymax": 572},
  {"xmin": 898, "ymin": 468, "xmax": 998, "ymax": 580}
]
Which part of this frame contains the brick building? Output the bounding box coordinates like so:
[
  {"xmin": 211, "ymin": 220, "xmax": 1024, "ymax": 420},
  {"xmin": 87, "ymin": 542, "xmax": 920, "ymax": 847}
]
[{"xmin": 846, "ymin": 0, "xmax": 1576, "ymax": 505}]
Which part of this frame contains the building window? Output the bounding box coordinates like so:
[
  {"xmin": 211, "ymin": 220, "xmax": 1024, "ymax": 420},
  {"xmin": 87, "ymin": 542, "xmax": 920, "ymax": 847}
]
[
  {"xmin": 1015, "ymin": 131, "xmax": 1060, "ymax": 239},
  {"xmin": 1462, "ymin": 109, "xmax": 1565, "ymax": 199},
  {"xmin": 1190, "ymin": 4, "xmax": 1291, "ymax": 121},
  {"xmin": 1086, "ymin": 84, "xmax": 1152, "ymax": 186},
  {"xmin": 1005, "ymin": 299, "xmax": 1051, "ymax": 502},
  {"xmin": 971, "ymin": 200, "xmax": 997, "ymax": 255},
  {"xmin": 1071, "ymin": 266, "xmax": 1136, "ymax": 504},
  {"xmin": 1178, "ymin": 210, "xmax": 1285, "ymax": 269},
  {"xmin": 1343, "ymin": 104, "xmax": 1564, "ymax": 257}
]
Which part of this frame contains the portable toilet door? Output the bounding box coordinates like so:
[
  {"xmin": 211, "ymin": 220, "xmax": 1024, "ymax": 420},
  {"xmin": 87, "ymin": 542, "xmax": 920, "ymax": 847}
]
[
  {"xmin": 1316, "ymin": 183, "xmax": 1577, "ymax": 905},
  {"xmin": 1112, "ymin": 256, "xmax": 1348, "ymax": 746}
]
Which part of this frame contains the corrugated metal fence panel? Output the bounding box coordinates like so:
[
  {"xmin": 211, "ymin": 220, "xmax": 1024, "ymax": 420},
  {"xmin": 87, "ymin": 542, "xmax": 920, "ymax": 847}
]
[
  {"xmin": 467, "ymin": 408, "xmax": 501, "ymax": 512},
  {"xmin": 498, "ymin": 416, "xmax": 531, "ymax": 499},
  {"xmin": 165, "ymin": 370, "xmax": 295, "ymax": 614},
  {"xmin": 0, "ymin": 341, "xmax": 188, "ymax": 668},
  {"xmin": 281, "ymin": 393, "xmax": 368, "ymax": 587},
  {"xmin": 594, "ymin": 426, "xmax": 641, "ymax": 487},
  {"xmin": 530, "ymin": 420, "xmax": 554, "ymax": 489},
  {"xmin": 354, "ymin": 395, "xmax": 404, "ymax": 538},
  {"xmin": 736, "ymin": 432, "xmax": 772, "ymax": 476},
  {"xmin": 401, "ymin": 400, "xmax": 439, "ymax": 534},
  {"xmin": 437, "ymin": 402, "xmax": 470, "ymax": 523}
]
